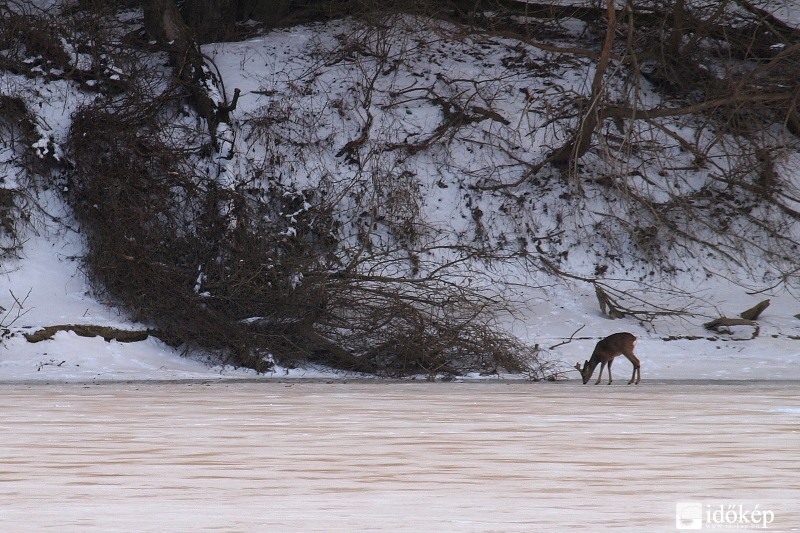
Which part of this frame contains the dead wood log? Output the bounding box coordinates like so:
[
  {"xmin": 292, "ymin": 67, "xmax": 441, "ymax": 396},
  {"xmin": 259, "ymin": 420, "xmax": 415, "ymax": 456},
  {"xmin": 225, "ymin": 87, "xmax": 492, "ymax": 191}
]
[
  {"xmin": 24, "ymin": 324, "xmax": 164, "ymax": 344},
  {"xmin": 703, "ymin": 317, "xmax": 760, "ymax": 339},
  {"xmin": 739, "ymin": 299, "xmax": 770, "ymax": 320}
]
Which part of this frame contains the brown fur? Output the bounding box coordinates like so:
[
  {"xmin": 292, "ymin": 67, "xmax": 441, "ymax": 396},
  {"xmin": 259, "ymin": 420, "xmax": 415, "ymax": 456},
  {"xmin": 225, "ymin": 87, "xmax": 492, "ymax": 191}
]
[{"xmin": 575, "ymin": 332, "xmax": 641, "ymax": 385}]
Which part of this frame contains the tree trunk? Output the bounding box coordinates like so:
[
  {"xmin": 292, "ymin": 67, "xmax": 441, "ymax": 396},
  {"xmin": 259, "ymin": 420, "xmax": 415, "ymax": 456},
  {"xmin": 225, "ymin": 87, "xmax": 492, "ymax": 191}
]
[
  {"xmin": 548, "ymin": 0, "xmax": 617, "ymax": 167},
  {"xmin": 669, "ymin": 0, "xmax": 685, "ymax": 56},
  {"xmin": 237, "ymin": 0, "xmax": 291, "ymax": 24},
  {"xmin": 142, "ymin": 0, "xmax": 191, "ymax": 46},
  {"xmin": 142, "ymin": 0, "xmax": 231, "ymax": 149},
  {"xmin": 180, "ymin": 0, "xmax": 235, "ymax": 43}
]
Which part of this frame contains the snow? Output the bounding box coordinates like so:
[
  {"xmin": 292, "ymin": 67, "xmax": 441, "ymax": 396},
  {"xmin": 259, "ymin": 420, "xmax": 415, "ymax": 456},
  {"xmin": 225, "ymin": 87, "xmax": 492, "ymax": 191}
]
[
  {"xmin": 4, "ymin": 211, "xmax": 799, "ymax": 382},
  {"xmin": 2, "ymin": 10, "xmax": 800, "ymax": 384}
]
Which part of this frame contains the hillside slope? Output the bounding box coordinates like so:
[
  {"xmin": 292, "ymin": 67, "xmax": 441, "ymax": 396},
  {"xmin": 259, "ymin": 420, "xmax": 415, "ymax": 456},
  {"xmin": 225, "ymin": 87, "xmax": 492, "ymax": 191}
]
[{"xmin": 1, "ymin": 5, "xmax": 799, "ymax": 381}]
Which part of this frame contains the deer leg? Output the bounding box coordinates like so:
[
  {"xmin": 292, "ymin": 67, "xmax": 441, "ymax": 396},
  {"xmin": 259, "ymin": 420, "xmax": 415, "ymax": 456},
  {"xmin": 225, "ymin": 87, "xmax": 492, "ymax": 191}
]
[
  {"xmin": 595, "ymin": 361, "xmax": 606, "ymax": 385},
  {"xmin": 606, "ymin": 359, "xmax": 613, "ymax": 384},
  {"xmin": 624, "ymin": 353, "xmax": 641, "ymax": 385}
]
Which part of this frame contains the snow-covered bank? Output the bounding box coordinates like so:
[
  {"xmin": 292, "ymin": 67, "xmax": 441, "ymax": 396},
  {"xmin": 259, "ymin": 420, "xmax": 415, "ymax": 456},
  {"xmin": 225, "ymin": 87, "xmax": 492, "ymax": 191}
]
[
  {"xmin": 2, "ymin": 9, "xmax": 800, "ymax": 383},
  {"xmin": 3, "ymin": 222, "xmax": 799, "ymax": 382}
]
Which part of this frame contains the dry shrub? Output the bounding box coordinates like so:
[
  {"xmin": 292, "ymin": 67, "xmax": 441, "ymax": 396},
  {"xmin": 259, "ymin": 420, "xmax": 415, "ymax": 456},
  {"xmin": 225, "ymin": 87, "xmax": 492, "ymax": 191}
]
[
  {"xmin": 66, "ymin": 96, "xmax": 332, "ymax": 371},
  {"xmin": 0, "ymin": 97, "xmax": 26, "ymax": 257},
  {"xmin": 0, "ymin": 94, "xmax": 58, "ymax": 259},
  {"xmin": 0, "ymin": 5, "xmax": 70, "ymax": 76},
  {"xmin": 64, "ymin": 88, "xmax": 545, "ymax": 377},
  {"xmin": 315, "ymin": 276, "xmax": 538, "ymax": 377},
  {"xmin": 1, "ymin": 3, "xmax": 136, "ymax": 96},
  {"xmin": 0, "ymin": 186, "xmax": 18, "ymax": 258}
]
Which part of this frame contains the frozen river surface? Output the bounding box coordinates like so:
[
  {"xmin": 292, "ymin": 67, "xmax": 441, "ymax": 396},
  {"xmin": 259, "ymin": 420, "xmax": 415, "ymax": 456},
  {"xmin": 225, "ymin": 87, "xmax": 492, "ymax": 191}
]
[{"xmin": 1, "ymin": 381, "xmax": 798, "ymax": 532}]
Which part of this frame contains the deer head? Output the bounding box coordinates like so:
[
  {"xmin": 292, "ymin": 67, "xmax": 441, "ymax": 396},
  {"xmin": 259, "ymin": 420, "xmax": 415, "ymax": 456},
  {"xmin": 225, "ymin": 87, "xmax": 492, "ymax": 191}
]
[{"xmin": 574, "ymin": 360, "xmax": 592, "ymax": 384}]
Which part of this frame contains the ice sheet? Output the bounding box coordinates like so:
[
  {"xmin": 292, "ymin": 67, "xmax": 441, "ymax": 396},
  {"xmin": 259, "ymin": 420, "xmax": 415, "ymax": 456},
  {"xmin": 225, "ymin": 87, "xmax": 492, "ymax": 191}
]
[{"xmin": 1, "ymin": 381, "xmax": 798, "ymax": 532}]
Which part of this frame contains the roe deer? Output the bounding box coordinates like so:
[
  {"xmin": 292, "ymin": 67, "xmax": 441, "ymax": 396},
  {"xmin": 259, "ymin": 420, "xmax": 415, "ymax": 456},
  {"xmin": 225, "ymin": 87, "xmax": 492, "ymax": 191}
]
[{"xmin": 574, "ymin": 332, "xmax": 641, "ymax": 385}]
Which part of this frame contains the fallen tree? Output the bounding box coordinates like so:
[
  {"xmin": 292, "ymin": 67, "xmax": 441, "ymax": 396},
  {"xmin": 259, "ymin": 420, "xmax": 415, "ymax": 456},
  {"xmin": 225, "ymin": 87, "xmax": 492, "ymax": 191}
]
[
  {"xmin": 703, "ymin": 300, "xmax": 770, "ymax": 339},
  {"xmin": 23, "ymin": 324, "xmax": 166, "ymax": 344}
]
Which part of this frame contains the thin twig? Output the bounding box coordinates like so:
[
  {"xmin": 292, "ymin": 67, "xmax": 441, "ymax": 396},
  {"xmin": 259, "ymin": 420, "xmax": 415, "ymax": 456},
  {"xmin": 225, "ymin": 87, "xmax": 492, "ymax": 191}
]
[{"xmin": 549, "ymin": 324, "xmax": 585, "ymax": 350}]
